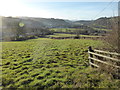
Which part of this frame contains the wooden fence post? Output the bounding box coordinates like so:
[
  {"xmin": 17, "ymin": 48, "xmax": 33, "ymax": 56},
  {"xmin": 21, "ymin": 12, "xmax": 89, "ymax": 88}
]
[{"xmin": 88, "ymin": 46, "xmax": 94, "ymax": 67}]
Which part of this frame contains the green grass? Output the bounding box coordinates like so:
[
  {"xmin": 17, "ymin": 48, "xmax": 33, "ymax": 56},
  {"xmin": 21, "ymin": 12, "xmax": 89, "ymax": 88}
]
[
  {"xmin": 49, "ymin": 28, "xmax": 84, "ymax": 32},
  {"xmin": 47, "ymin": 33, "xmax": 102, "ymax": 38},
  {"xmin": 80, "ymin": 35, "xmax": 102, "ymax": 37},
  {"xmin": 93, "ymin": 28, "xmax": 112, "ymax": 31},
  {"xmin": 47, "ymin": 33, "xmax": 76, "ymax": 37},
  {"xmin": 1, "ymin": 38, "xmax": 119, "ymax": 88}
]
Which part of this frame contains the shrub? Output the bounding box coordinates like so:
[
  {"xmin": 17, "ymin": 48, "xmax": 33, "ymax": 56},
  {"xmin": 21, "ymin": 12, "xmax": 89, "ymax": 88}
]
[{"xmin": 102, "ymin": 17, "xmax": 119, "ymax": 52}]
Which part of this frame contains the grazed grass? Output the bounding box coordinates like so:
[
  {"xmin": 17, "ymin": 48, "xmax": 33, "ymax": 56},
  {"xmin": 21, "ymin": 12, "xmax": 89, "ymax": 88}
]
[{"xmin": 1, "ymin": 38, "xmax": 119, "ymax": 88}]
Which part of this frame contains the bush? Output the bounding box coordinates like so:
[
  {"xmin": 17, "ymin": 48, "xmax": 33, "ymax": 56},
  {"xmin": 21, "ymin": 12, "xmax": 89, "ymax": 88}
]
[{"xmin": 103, "ymin": 17, "xmax": 119, "ymax": 52}]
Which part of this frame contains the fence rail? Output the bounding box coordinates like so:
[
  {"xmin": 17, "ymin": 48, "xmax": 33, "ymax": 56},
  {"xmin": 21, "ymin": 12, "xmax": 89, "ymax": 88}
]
[
  {"xmin": 94, "ymin": 49, "xmax": 120, "ymax": 56},
  {"xmin": 88, "ymin": 46, "xmax": 120, "ymax": 69},
  {"xmin": 89, "ymin": 57, "xmax": 120, "ymax": 68},
  {"xmin": 88, "ymin": 51, "xmax": 120, "ymax": 62}
]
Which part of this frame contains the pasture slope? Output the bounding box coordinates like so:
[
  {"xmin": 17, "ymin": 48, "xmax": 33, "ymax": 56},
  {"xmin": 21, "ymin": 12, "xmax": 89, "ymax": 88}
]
[{"xmin": 2, "ymin": 38, "xmax": 120, "ymax": 89}]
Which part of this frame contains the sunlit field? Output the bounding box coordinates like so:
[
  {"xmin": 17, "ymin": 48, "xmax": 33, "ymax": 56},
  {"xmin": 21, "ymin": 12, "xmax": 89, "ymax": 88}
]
[{"xmin": 1, "ymin": 38, "xmax": 119, "ymax": 88}]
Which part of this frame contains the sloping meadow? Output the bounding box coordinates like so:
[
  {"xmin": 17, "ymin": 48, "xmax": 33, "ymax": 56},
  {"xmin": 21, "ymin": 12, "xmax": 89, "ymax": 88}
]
[{"xmin": 2, "ymin": 38, "xmax": 119, "ymax": 88}]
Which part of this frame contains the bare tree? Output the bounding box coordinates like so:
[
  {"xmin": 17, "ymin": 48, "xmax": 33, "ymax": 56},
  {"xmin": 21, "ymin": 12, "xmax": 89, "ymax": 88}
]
[{"xmin": 103, "ymin": 17, "xmax": 119, "ymax": 52}]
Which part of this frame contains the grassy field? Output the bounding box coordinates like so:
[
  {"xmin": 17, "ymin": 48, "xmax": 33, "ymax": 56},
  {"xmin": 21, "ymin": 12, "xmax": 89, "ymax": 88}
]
[
  {"xmin": 49, "ymin": 28, "xmax": 84, "ymax": 32},
  {"xmin": 47, "ymin": 33, "xmax": 102, "ymax": 38},
  {"xmin": 93, "ymin": 28, "xmax": 112, "ymax": 31},
  {"xmin": 1, "ymin": 38, "xmax": 119, "ymax": 88},
  {"xmin": 47, "ymin": 33, "xmax": 76, "ymax": 37},
  {"xmin": 49, "ymin": 28, "xmax": 111, "ymax": 33}
]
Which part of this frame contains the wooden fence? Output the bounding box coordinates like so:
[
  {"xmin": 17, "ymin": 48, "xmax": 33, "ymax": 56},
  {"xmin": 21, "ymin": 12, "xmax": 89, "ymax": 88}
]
[{"xmin": 88, "ymin": 46, "xmax": 120, "ymax": 74}]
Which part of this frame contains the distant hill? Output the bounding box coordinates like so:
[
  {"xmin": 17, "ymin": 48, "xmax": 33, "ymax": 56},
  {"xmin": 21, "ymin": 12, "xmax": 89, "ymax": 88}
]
[
  {"xmin": 1, "ymin": 16, "xmax": 118, "ymax": 41},
  {"xmin": 1, "ymin": 16, "xmax": 73, "ymax": 41},
  {"xmin": 74, "ymin": 16, "xmax": 118, "ymax": 29},
  {"xmin": 2, "ymin": 17, "xmax": 51, "ymax": 41},
  {"xmin": 19, "ymin": 17, "xmax": 71, "ymax": 28},
  {"xmin": 73, "ymin": 20, "xmax": 92, "ymax": 25}
]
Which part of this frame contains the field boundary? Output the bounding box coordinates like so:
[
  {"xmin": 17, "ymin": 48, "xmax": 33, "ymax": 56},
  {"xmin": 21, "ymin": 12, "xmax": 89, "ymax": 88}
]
[
  {"xmin": 88, "ymin": 46, "xmax": 120, "ymax": 70},
  {"xmin": 49, "ymin": 36, "xmax": 102, "ymax": 40}
]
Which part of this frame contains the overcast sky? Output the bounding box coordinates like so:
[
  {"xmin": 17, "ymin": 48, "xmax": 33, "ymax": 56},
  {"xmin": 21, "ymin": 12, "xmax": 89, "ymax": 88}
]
[{"xmin": 0, "ymin": 0, "xmax": 119, "ymax": 20}]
